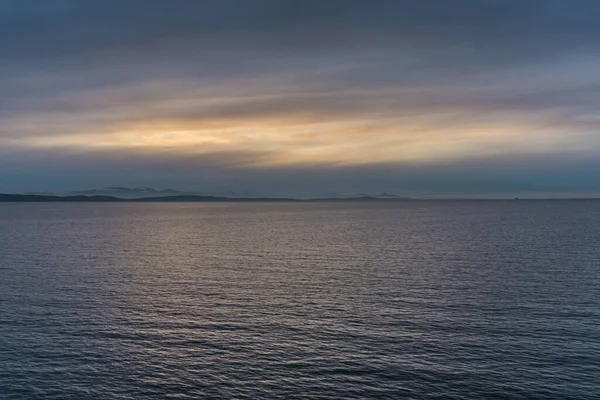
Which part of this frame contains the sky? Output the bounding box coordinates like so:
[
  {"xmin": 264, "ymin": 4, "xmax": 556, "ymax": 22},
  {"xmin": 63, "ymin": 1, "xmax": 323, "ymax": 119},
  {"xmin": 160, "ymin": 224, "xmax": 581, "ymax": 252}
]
[{"xmin": 1, "ymin": 0, "xmax": 600, "ymax": 197}]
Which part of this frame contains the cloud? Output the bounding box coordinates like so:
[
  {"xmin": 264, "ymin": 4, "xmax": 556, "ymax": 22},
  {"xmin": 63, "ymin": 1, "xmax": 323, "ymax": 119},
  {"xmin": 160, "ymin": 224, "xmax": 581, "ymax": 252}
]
[{"xmin": 1, "ymin": 0, "xmax": 600, "ymax": 195}]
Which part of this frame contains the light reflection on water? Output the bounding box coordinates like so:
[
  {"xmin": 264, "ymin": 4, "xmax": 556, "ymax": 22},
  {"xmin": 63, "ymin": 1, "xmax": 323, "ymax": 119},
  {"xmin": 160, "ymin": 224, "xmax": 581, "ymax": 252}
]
[{"xmin": 1, "ymin": 201, "xmax": 600, "ymax": 399}]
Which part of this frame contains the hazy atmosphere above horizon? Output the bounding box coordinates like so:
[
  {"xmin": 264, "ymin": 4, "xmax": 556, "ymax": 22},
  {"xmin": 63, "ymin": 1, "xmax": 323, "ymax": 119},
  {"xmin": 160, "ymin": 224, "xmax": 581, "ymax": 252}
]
[{"xmin": 2, "ymin": 0, "xmax": 600, "ymax": 197}]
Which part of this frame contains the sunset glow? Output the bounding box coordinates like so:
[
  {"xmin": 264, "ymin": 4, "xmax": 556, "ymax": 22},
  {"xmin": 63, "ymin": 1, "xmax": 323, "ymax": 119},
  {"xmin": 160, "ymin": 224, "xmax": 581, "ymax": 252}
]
[{"xmin": 2, "ymin": 1, "xmax": 600, "ymax": 196}]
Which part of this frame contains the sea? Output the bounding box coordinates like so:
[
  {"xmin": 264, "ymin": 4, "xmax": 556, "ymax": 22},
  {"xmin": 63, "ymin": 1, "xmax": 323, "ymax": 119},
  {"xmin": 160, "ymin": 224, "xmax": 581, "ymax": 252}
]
[{"xmin": 1, "ymin": 201, "xmax": 599, "ymax": 399}]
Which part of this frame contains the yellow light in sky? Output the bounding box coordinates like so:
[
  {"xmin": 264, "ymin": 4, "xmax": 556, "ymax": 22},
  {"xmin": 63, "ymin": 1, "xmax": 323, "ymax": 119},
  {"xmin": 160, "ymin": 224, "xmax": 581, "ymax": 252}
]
[{"xmin": 2, "ymin": 78, "xmax": 590, "ymax": 169}]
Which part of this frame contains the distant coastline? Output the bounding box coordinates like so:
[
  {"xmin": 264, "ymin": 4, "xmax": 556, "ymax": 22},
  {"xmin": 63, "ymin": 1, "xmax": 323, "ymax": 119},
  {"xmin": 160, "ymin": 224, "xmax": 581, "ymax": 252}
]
[
  {"xmin": 1, "ymin": 193, "xmax": 599, "ymax": 202},
  {"xmin": 0, "ymin": 193, "xmax": 412, "ymax": 203}
]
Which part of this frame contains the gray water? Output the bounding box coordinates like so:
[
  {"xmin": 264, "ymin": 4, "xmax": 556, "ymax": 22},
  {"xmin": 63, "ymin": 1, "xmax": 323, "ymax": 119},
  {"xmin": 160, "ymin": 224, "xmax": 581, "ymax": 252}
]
[{"xmin": 1, "ymin": 201, "xmax": 599, "ymax": 399}]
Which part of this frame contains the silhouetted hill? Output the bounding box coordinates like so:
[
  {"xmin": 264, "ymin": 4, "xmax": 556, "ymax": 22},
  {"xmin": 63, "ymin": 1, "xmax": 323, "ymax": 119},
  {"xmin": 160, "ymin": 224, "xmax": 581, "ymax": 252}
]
[
  {"xmin": 137, "ymin": 195, "xmax": 297, "ymax": 202},
  {"xmin": 70, "ymin": 187, "xmax": 198, "ymax": 198},
  {"xmin": 310, "ymin": 196, "xmax": 381, "ymax": 201},
  {"xmin": 0, "ymin": 194, "xmax": 122, "ymax": 202},
  {"xmin": 0, "ymin": 193, "xmax": 412, "ymax": 202}
]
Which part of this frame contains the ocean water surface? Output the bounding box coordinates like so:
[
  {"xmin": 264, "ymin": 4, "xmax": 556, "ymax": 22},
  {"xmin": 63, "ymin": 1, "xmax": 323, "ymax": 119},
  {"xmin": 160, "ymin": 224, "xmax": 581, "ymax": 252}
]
[{"xmin": 1, "ymin": 201, "xmax": 599, "ymax": 399}]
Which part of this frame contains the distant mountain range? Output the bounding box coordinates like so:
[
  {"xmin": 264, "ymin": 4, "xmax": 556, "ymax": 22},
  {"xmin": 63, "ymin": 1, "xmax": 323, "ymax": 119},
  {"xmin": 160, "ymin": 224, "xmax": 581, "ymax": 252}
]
[
  {"xmin": 20, "ymin": 187, "xmax": 408, "ymax": 200},
  {"xmin": 69, "ymin": 187, "xmax": 199, "ymax": 198},
  {"xmin": 0, "ymin": 193, "xmax": 411, "ymax": 203}
]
